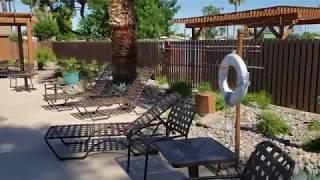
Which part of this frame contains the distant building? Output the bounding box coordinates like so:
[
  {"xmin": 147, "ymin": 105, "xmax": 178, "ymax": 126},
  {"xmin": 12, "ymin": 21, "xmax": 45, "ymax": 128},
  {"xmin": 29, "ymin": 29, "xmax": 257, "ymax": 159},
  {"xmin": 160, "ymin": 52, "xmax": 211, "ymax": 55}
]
[{"xmin": 0, "ymin": 26, "xmax": 12, "ymax": 61}]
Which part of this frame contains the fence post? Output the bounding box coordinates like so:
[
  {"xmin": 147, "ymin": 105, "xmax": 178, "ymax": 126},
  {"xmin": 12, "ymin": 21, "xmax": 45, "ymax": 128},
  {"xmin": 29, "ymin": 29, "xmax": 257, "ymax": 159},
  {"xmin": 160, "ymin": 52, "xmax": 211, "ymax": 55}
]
[{"xmin": 163, "ymin": 41, "xmax": 171, "ymax": 78}]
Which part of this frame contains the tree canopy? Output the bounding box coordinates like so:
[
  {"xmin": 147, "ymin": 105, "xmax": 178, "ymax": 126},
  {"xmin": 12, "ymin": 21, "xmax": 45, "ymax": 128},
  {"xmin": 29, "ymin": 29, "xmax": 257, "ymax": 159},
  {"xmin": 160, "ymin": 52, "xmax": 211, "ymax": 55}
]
[
  {"xmin": 33, "ymin": 17, "xmax": 59, "ymax": 40},
  {"xmin": 201, "ymin": 5, "xmax": 225, "ymax": 39},
  {"xmin": 23, "ymin": 0, "xmax": 180, "ymax": 41}
]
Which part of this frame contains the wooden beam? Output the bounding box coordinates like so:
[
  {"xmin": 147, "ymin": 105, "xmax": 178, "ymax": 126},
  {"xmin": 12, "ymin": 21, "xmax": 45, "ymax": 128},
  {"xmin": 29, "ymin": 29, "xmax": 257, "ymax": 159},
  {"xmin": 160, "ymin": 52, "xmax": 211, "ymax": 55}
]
[
  {"xmin": 268, "ymin": 26, "xmax": 280, "ymax": 39},
  {"xmin": 191, "ymin": 27, "xmax": 202, "ymax": 40},
  {"xmin": 0, "ymin": 17, "xmax": 37, "ymax": 25},
  {"xmin": 254, "ymin": 26, "xmax": 266, "ymax": 40},
  {"xmin": 27, "ymin": 19, "xmax": 33, "ymax": 65}
]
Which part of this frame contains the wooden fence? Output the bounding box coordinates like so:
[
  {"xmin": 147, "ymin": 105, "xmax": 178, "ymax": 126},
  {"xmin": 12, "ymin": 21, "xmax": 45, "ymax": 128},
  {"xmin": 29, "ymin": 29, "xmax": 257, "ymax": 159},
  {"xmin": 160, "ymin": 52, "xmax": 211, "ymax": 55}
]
[{"xmin": 51, "ymin": 40, "xmax": 320, "ymax": 114}]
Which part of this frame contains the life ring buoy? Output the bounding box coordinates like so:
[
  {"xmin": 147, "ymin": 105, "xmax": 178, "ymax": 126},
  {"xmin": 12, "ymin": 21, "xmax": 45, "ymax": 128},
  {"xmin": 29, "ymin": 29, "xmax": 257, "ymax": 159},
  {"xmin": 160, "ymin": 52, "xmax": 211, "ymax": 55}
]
[{"xmin": 218, "ymin": 52, "xmax": 250, "ymax": 106}]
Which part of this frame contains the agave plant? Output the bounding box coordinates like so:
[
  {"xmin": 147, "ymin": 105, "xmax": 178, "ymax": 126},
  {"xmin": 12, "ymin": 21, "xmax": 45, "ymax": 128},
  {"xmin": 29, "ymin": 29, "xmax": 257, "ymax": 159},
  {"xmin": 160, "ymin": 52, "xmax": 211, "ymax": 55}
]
[{"xmin": 113, "ymin": 82, "xmax": 127, "ymax": 96}]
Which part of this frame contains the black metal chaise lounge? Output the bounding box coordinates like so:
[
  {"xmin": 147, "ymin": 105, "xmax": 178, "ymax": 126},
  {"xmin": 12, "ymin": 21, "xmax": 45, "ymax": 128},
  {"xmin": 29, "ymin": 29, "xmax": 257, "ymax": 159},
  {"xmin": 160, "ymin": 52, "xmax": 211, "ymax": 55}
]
[
  {"xmin": 71, "ymin": 69, "xmax": 153, "ymax": 120},
  {"xmin": 43, "ymin": 65, "xmax": 113, "ymax": 110},
  {"xmin": 126, "ymin": 99, "xmax": 197, "ymax": 175},
  {"xmin": 185, "ymin": 141, "xmax": 295, "ymax": 180},
  {"xmin": 44, "ymin": 93, "xmax": 181, "ymax": 160}
]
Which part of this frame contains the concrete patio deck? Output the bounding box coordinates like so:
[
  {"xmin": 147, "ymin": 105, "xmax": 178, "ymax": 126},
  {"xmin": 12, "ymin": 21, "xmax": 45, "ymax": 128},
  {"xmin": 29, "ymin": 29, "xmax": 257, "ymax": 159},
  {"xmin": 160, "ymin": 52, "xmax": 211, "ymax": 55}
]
[{"xmin": 0, "ymin": 76, "xmax": 211, "ymax": 180}]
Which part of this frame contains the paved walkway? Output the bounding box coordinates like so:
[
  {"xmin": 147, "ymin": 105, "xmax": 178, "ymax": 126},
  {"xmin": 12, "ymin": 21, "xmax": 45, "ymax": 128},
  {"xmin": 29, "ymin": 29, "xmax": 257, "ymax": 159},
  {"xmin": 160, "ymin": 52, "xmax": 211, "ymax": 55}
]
[{"xmin": 0, "ymin": 76, "xmax": 210, "ymax": 180}]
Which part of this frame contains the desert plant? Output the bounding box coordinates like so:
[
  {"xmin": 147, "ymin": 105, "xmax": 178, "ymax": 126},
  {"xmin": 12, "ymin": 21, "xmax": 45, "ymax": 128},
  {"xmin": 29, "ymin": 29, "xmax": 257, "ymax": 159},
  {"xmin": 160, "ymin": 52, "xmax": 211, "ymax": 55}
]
[
  {"xmin": 242, "ymin": 91, "xmax": 272, "ymax": 109},
  {"xmin": 80, "ymin": 60, "xmax": 100, "ymax": 81},
  {"xmin": 156, "ymin": 75, "xmax": 168, "ymax": 85},
  {"xmin": 302, "ymin": 137, "xmax": 320, "ymax": 153},
  {"xmin": 113, "ymin": 82, "xmax": 127, "ymax": 96},
  {"xmin": 215, "ymin": 92, "xmax": 225, "ymax": 111},
  {"xmin": 198, "ymin": 81, "xmax": 212, "ymax": 93},
  {"xmin": 307, "ymin": 119, "xmax": 320, "ymax": 132},
  {"xmin": 168, "ymin": 80, "xmax": 192, "ymax": 97},
  {"xmin": 36, "ymin": 48, "xmax": 56, "ymax": 70},
  {"xmin": 58, "ymin": 57, "xmax": 82, "ymax": 73},
  {"xmin": 257, "ymin": 111, "xmax": 291, "ymax": 136}
]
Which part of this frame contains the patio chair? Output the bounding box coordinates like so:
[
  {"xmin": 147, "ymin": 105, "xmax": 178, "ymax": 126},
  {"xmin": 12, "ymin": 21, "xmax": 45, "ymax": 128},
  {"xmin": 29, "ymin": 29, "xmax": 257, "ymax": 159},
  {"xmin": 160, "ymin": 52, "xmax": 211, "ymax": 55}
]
[
  {"xmin": 44, "ymin": 93, "xmax": 181, "ymax": 160},
  {"xmin": 9, "ymin": 64, "xmax": 37, "ymax": 89},
  {"xmin": 127, "ymin": 99, "xmax": 196, "ymax": 177},
  {"xmin": 42, "ymin": 65, "xmax": 113, "ymax": 110},
  {"xmin": 71, "ymin": 68, "xmax": 153, "ymax": 119},
  {"xmin": 185, "ymin": 141, "xmax": 295, "ymax": 180}
]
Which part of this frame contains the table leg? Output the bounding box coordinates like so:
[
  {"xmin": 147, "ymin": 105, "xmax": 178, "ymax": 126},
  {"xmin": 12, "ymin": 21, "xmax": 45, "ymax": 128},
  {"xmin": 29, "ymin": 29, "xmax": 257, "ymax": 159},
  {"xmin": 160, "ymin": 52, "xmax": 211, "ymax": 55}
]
[{"xmin": 188, "ymin": 166, "xmax": 199, "ymax": 178}]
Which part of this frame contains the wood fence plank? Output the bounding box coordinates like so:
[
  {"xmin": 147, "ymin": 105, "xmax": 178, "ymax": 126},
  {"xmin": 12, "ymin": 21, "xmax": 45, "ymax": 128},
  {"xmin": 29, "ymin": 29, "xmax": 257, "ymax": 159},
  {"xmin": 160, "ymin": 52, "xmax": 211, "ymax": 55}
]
[
  {"xmin": 291, "ymin": 40, "xmax": 301, "ymax": 108},
  {"xmin": 276, "ymin": 40, "xmax": 284, "ymax": 105},
  {"xmin": 281, "ymin": 40, "xmax": 289, "ymax": 107},
  {"xmin": 310, "ymin": 41, "xmax": 319, "ymax": 113},
  {"xmin": 303, "ymin": 40, "xmax": 314, "ymax": 111},
  {"xmin": 298, "ymin": 40, "xmax": 307, "ymax": 110}
]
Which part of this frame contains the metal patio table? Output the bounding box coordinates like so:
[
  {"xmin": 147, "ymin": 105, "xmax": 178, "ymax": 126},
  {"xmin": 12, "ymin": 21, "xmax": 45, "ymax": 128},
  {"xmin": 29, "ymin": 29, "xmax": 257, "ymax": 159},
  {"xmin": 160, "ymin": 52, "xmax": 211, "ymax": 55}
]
[{"xmin": 154, "ymin": 137, "xmax": 238, "ymax": 178}]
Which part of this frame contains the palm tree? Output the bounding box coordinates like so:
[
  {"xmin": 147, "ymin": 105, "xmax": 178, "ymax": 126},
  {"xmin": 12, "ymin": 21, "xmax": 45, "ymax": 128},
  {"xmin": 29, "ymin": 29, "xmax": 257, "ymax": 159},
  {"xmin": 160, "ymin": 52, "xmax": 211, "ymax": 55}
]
[
  {"xmin": 228, "ymin": 0, "xmax": 246, "ymax": 38},
  {"xmin": 108, "ymin": 0, "xmax": 137, "ymax": 84}
]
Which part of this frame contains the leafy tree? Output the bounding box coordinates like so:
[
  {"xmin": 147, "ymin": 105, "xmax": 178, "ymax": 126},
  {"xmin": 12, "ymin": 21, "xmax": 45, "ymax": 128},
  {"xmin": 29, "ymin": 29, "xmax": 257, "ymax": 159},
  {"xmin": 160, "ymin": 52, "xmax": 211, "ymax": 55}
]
[
  {"xmin": 79, "ymin": 0, "xmax": 180, "ymax": 40},
  {"xmin": 33, "ymin": 17, "xmax": 59, "ymax": 40},
  {"xmin": 78, "ymin": 0, "xmax": 110, "ymax": 40},
  {"xmin": 201, "ymin": 5, "xmax": 225, "ymax": 39},
  {"xmin": 135, "ymin": 0, "xmax": 180, "ymax": 39},
  {"xmin": 301, "ymin": 32, "xmax": 320, "ymax": 39}
]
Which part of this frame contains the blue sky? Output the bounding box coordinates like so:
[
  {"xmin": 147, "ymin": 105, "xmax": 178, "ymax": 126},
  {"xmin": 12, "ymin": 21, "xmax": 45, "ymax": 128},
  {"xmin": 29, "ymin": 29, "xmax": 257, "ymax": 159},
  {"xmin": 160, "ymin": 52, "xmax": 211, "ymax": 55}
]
[{"xmin": 14, "ymin": 0, "xmax": 320, "ymax": 34}]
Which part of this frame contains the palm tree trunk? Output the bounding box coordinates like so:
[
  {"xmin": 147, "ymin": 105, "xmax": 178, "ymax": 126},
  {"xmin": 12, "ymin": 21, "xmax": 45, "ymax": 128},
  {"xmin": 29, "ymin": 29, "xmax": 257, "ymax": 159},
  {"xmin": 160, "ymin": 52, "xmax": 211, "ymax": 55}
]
[
  {"xmin": 109, "ymin": 0, "xmax": 137, "ymax": 84},
  {"xmin": 1, "ymin": 0, "xmax": 7, "ymax": 12}
]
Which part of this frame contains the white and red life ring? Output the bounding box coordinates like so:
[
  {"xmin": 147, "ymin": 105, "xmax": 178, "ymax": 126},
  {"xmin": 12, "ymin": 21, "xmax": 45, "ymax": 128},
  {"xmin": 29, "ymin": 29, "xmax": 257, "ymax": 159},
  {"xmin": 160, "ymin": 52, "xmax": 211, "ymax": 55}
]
[{"xmin": 218, "ymin": 52, "xmax": 250, "ymax": 107}]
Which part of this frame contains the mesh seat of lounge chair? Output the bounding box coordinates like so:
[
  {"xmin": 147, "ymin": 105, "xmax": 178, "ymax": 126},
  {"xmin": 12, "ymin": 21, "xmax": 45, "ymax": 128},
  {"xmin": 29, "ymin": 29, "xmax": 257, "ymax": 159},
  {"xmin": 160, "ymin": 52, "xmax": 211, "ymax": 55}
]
[
  {"xmin": 71, "ymin": 68, "xmax": 154, "ymax": 119},
  {"xmin": 43, "ymin": 65, "xmax": 113, "ymax": 110},
  {"xmin": 44, "ymin": 93, "xmax": 181, "ymax": 160},
  {"xmin": 186, "ymin": 141, "xmax": 295, "ymax": 180}
]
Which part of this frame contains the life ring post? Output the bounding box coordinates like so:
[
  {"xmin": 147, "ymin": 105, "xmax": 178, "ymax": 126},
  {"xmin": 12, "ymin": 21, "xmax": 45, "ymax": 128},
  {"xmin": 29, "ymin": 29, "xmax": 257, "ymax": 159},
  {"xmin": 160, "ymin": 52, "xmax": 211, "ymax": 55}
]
[{"xmin": 235, "ymin": 29, "xmax": 244, "ymax": 161}]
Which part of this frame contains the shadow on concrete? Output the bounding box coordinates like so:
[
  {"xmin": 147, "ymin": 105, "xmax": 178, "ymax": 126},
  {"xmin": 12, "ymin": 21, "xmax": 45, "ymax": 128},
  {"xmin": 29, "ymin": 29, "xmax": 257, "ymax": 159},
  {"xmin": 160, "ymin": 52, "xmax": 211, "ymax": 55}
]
[
  {"xmin": 0, "ymin": 125, "xmax": 88, "ymax": 180},
  {"xmin": 116, "ymin": 155, "xmax": 187, "ymax": 180}
]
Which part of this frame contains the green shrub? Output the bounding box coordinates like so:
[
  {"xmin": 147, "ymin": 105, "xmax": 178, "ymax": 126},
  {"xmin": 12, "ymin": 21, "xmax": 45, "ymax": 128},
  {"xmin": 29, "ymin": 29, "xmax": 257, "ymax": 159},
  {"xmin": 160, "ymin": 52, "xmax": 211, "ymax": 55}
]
[
  {"xmin": 156, "ymin": 75, "xmax": 168, "ymax": 85},
  {"xmin": 168, "ymin": 80, "xmax": 192, "ymax": 97},
  {"xmin": 198, "ymin": 81, "xmax": 212, "ymax": 93},
  {"xmin": 215, "ymin": 93, "xmax": 225, "ymax": 111},
  {"xmin": 242, "ymin": 93, "xmax": 255, "ymax": 106},
  {"xmin": 307, "ymin": 119, "xmax": 320, "ymax": 132},
  {"xmin": 242, "ymin": 91, "xmax": 272, "ymax": 109},
  {"xmin": 80, "ymin": 60, "xmax": 100, "ymax": 80},
  {"xmin": 302, "ymin": 137, "xmax": 320, "ymax": 153},
  {"xmin": 36, "ymin": 48, "xmax": 56, "ymax": 65},
  {"xmin": 58, "ymin": 57, "xmax": 82, "ymax": 73},
  {"xmin": 255, "ymin": 91, "xmax": 272, "ymax": 109},
  {"xmin": 257, "ymin": 111, "xmax": 291, "ymax": 136}
]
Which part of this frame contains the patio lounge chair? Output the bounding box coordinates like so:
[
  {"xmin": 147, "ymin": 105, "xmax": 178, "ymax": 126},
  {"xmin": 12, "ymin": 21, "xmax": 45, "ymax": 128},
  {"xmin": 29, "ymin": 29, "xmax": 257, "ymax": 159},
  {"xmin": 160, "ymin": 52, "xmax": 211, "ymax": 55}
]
[
  {"xmin": 186, "ymin": 141, "xmax": 295, "ymax": 180},
  {"xmin": 71, "ymin": 68, "xmax": 153, "ymax": 120},
  {"xmin": 127, "ymin": 99, "xmax": 196, "ymax": 176},
  {"xmin": 42, "ymin": 65, "xmax": 113, "ymax": 110},
  {"xmin": 44, "ymin": 93, "xmax": 181, "ymax": 160}
]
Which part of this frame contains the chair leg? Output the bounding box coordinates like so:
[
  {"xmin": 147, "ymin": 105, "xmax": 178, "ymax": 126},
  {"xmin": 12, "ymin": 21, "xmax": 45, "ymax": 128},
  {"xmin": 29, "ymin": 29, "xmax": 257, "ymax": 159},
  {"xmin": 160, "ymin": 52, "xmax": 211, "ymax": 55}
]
[
  {"xmin": 29, "ymin": 78, "xmax": 34, "ymax": 88},
  {"xmin": 127, "ymin": 143, "xmax": 131, "ymax": 172},
  {"xmin": 144, "ymin": 151, "xmax": 149, "ymax": 180}
]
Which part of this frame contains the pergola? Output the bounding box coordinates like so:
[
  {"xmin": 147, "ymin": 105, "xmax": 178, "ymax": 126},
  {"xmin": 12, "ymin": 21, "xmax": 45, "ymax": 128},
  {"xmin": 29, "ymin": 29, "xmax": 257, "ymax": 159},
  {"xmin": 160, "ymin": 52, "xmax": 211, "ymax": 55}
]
[
  {"xmin": 0, "ymin": 12, "xmax": 37, "ymax": 69},
  {"xmin": 172, "ymin": 6, "xmax": 320, "ymax": 40}
]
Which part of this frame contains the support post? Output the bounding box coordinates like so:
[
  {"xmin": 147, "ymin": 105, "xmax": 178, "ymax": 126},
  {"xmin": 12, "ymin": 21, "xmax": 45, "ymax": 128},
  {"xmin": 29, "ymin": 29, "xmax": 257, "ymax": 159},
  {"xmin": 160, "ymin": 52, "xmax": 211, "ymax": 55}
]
[
  {"xmin": 17, "ymin": 26, "xmax": 24, "ymax": 71},
  {"xmin": 163, "ymin": 41, "xmax": 171, "ymax": 78},
  {"xmin": 27, "ymin": 19, "xmax": 33, "ymax": 65},
  {"xmin": 235, "ymin": 29, "xmax": 243, "ymax": 160}
]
